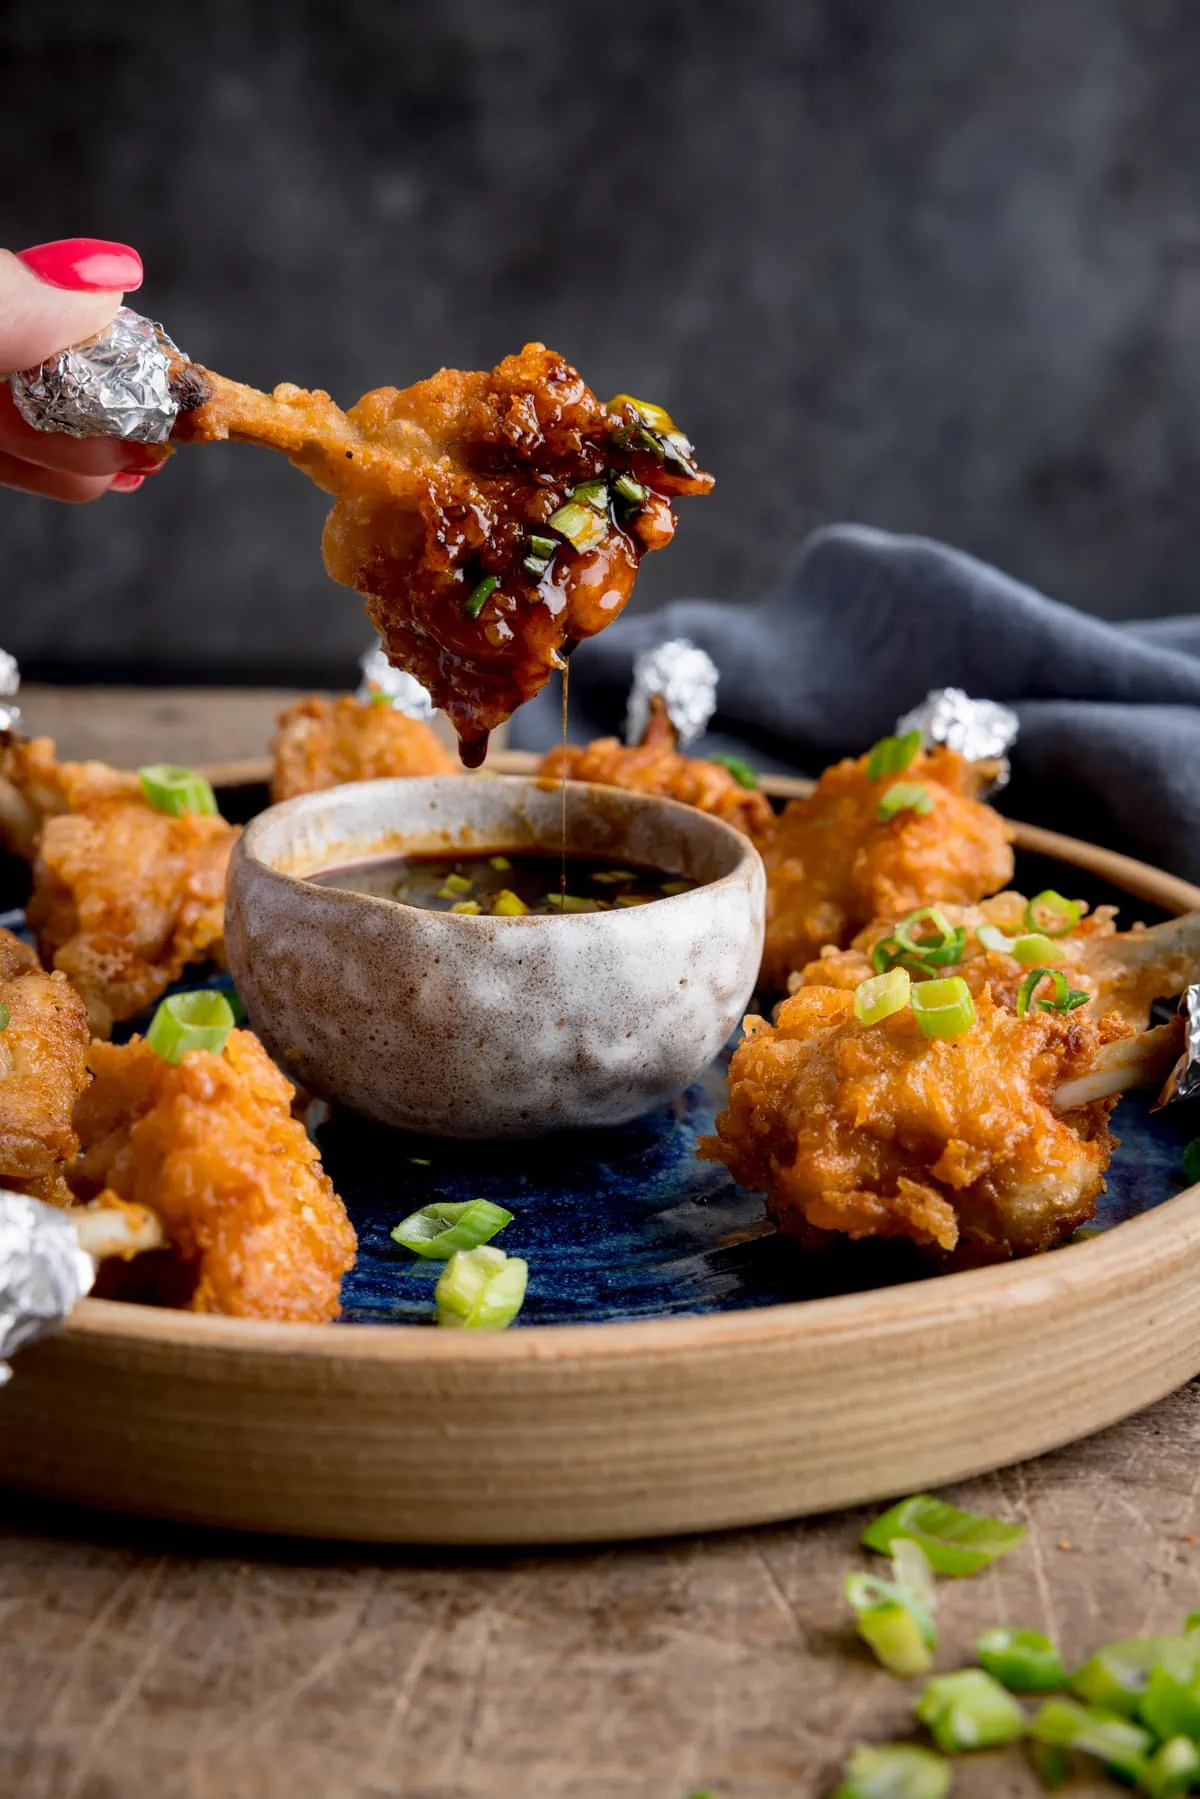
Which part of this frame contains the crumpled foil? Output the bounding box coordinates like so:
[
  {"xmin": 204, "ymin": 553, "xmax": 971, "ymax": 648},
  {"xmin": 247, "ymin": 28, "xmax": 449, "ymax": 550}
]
[
  {"xmin": 0, "ymin": 648, "xmax": 20, "ymax": 734},
  {"xmin": 10, "ymin": 306, "xmax": 185, "ymax": 445},
  {"xmin": 355, "ymin": 640, "xmax": 435, "ymax": 719},
  {"xmin": 0, "ymin": 1192, "xmax": 95, "ymax": 1388},
  {"xmin": 894, "ymin": 686, "xmax": 1019, "ymax": 792},
  {"xmin": 1154, "ymin": 985, "xmax": 1200, "ymax": 1112},
  {"xmin": 625, "ymin": 639, "xmax": 719, "ymax": 747}
]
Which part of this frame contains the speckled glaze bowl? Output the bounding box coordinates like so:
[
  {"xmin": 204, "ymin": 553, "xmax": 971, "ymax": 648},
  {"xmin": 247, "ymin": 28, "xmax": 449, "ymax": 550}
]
[{"xmin": 225, "ymin": 775, "xmax": 765, "ymax": 1138}]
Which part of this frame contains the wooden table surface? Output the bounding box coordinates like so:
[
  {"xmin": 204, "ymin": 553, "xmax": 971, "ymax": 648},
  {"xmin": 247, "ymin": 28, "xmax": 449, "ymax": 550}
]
[{"xmin": 3, "ymin": 687, "xmax": 1196, "ymax": 1799}]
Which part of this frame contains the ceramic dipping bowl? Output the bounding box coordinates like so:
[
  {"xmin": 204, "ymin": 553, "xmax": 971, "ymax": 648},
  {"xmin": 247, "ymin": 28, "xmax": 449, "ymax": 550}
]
[{"xmin": 225, "ymin": 775, "xmax": 765, "ymax": 1138}]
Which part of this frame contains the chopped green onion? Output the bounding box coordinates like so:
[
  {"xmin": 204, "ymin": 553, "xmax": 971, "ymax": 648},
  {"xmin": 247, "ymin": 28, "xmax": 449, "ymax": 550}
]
[
  {"xmin": 545, "ymin": 893, "xmax": 594, "ymax": 912},
  {"xmin": 523, "ymin": 554, "xmax": 553, "ymax": 579},
  {"xmin": 877, "ymin": 783, "xmax": 934, "ymax": 823},
  {"xmin": 463, "ymin": 575, "xmax": 499, "ymax": 619},
  {"xmin": 0, "ymin": 1002, "xmax": 8, "ymax": 1031},
  {"xmin": 1139, "ymin": 1639, "xmax": 1200, "ymax": 1743},
  {"xmin": 438, "ymin": 873, "xmax": 473, "ymax": 898},
  {"xmin": 708, "ymin": 752, "xmax": 760, "ymax": 790},
  {"xmin": 526, "ymin": 534, "xmax": 557, "ymax": 560},
  {"xmin": 910, "ymin": 976, "xmax": 976, "ymax": 1040},
  {"xmin": 863, "ymin": 1493, "xmax": 1026, "ymax": 1574},
  {"xmin": 590, "ymin": 869, "xmax": 637, "ymax": 884},
  {"xmin": 489, "ymin": 889, "xmax": 529, "ymax": 916},
  {"xmin": 450, "ymin": 899, "xmax": 482, "ymax": 915},
  {"xmin": 391, "ymin": 1199, "xmax": 513, "ymax": 1260},
  {"xmin": 435, "ymin": 1245, "xmax": 528, "ymax": 1329},
  {"xmin": 1024, "ymin": 891, "xmax": 1083, "ymax": 938},
  {"xmin": 661, "ymin": 880, "xmax": 691, "ymax": 896},
  {"xmin": 1016, "ymin": 967, "xmax": 1090, "ymax": 1017},
  {"xmin": 1029, "ymin": 1742, "xmax": 1070, "ymax": 1788},
  {"xmin": 976, "ymin": 1627, "xmax": 1066, "ymax": 1692},
  {"xmin": 1030, "ymin": 1697, "xmax": 1152, "ymax": 1783},
  {"xmin": 975, "ymin": 923, "xmax": 1017, "ymax": 955},
  {"xmin": 893, "ymin": 908, "xmax": 967, "ymax": 968},
  {"xmin": 866, "ymin": 730, "xmax": 924, "ymax": 782},
  {"xmin": 855, "ymin": 968, "xmax": 912, "ymax": 1027},
  {"xmin": 1182, "ymin": 1142, "xmax": 1200, "ymax": 1187},
  {"xmin": 546, "ymin": 499, "xmax": 609, "ymax": 553},
  {"xmin": 138, "ymin": 763, "xmax": 218, "ymax": 818},
  {"xmin": 608, "ymin": 393, "xmax": 678, "ymax": 435},
  {"xmin": 489, "ymin": 855, "xmax": 512, "ymax": 871},
  {"xmin": 832, "ymin": 1743, "xmax": 951, "ymax": 1799},
  {"xmin": 844, "ymin": 1572, "xmax": 936, "ymax": 1676},
  {"xmin": 1144, "ymin": 1735, "xmax": 1200, "ymax": 1798},
  {"xmin": 1186, "ymin": 1612, "xmax": 1200, "ymax": 1637},
  {"xmin": 891, "ymin": 1538, "xmax": 938, "ymax": 1611},
  {"xmin": 367, "ymin": 690, "xmax": 393, "ymax": 706},
  {"xmin": 611, "ymin": 471, "xmax": 649, "ymax": 506},
  {"xmin": 570, "ymin": 478, "xmax": 609, "ymax": 512},
  {"xmin": 1071, "ymin": 1638, "xmax": 1180, "ymax": 1715},
  {"xmin": 146, "ymin": 990, "xmax": 236, "ymax": 1064},
  {"xmin": 1011, "ymin": 933, "xmax": 1062, "ymax": 967},
  {"xmin": 915, "ymin": 1668, "xmax": 1026, "ymax": 1753}
]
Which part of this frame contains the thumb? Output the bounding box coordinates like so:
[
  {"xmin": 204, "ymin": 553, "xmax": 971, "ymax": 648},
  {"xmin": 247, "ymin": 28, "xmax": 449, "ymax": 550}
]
[{"xmin": 0, "ymin": 241, "xmax": 142, "ymax": 376}]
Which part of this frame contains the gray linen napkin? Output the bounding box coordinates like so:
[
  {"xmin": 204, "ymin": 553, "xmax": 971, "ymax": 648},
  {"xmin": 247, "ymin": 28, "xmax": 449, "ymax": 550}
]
[{"xmin": 509, "ymin": 524, "xmax": 1200, "ymax": 884}]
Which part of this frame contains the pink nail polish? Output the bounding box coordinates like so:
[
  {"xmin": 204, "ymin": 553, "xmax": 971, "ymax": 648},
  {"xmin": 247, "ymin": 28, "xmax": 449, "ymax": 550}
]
[
  {"xmin": 109, "ymin": 472, "xmax": 145, "ymax": 493},
  {"xmin": 17, "ymin": 238, "xmax": 143, "ymax": 293}
]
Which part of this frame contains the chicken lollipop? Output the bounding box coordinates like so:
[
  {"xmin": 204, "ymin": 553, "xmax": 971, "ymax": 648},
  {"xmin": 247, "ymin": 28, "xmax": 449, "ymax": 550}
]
[{"xmin": 760, "ymin": 731, "xmax": 1014, "ymax": 989}]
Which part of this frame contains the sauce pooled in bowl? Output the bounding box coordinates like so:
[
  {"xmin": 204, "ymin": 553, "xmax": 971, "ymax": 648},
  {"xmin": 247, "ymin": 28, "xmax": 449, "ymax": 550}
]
[{"xmin": 309, "ymin": 852, "xmax": 698, "ymax": 916}]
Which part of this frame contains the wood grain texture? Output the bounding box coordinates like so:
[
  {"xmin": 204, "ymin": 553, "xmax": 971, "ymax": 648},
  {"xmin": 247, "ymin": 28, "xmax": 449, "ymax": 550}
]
[{"xmin": 4, "ymin": 690, "xmax": 1200, "ymax": 1798}]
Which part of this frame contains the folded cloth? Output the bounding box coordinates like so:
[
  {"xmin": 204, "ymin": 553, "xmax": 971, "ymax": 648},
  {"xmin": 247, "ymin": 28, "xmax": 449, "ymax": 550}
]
[{"xmin": 510, "ymin": 524, "xmax": 1200, "ymax": 885}]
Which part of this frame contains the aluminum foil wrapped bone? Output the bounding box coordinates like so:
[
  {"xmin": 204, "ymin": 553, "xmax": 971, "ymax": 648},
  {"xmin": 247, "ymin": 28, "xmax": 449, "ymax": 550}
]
[
  {"xmin": 1154, "ymin": 985, "xmax": 1200, "ymax": 1112},
  {"xmin": 10, "ymin": 306, "xmax": 185, "ymax": 445},
  {"xmin": 894, "ymin": 687, "xmax": 1020, "ymax": 794},
  {"xmin": 625, "ymin": 640, "xmax": 719, "ymax": 747},
  {"xmin": 355, "ymin": 640, "xmax": 435, "ymax": 719},
  {"xmin": 0, "ymin": 1192, "xmax": 95, "ymax": 1388},
  {"xmin": 0, "ymin": 648, "xmax": 21, "ymax": 735}
]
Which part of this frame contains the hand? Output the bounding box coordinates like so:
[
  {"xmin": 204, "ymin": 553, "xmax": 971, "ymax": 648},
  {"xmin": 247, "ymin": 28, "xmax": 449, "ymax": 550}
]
[{"xmin": 0, "ymin": 238, "xmax": 161, "ymax": 501}]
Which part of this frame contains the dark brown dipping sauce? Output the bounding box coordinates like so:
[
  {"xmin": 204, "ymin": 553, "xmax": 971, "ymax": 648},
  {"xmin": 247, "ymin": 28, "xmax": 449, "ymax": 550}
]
[{"xmin": 308, "ymin": 852, "xmax": 699, "ymax": 916}]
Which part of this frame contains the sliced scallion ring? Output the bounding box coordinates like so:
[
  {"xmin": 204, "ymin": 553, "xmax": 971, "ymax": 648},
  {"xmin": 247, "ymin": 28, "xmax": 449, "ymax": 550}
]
[
  {"xmin": 892, "ymin": 907, "xmax": 966, "ymax": 967},
  {"xmin": 708, "ymin": 752, "xmax": 759, "ymax": 790},
  {"xmin": 914, "ymin": 1668, "xmax": 1026, "ymax": 1754},
  {"xmin": 1016, "ymin": 967, "xmax": 1089, "ymax": 1017},
  {"xmin": 462, "ymin": 575, "xmax": 499, "ymax": 619},
  {"xmin": 831, "ymin": 1743, "xmax": 952, "ymax": 1799},
  {"xmin": 1029, "ymin": 1697, "xmax": 1152, "ymax": 1783},
  {"xmin": 391, "ymin": 1199, "xmax": 513, "ymax": 1260},
  {"xmin": 844, "ymin": 1571, "xmax": 936, "ymax": 1676},
  {"xmin": 862, "ymin": 1493, "xmax": 1026, "ymax": 1574},
  {"xmin": 138, "ymin": 764, "xmax": 219, "ymax": 818},
  {"xmin": 1139, "ymin": 1639, "xmax": 1200, "ymax": 1744},
  {"xmin": 0, "ymin": 1002, "xmax": 8, "ymax": 1031},
  {"xmin": 877, "ymin": 782, "xmax": 934, "ymax": 823},
  {"xmin": 1070, "ymin": 1637, "xmax": 1178, "ymax": 1714},
  {"xmin": 1023, "ymin": 890, "xmax": 1083, "ymax": 937},
  {"xmin": 146, "ymin": 990, "xmax": 236, "ymax": 1064},
  {"xmin": 1011, "ymin": 932, "xmax": 1061, "ymax": 966},
  {"xmin": 975, "ymin": 923, "xmax": 1017, "ymax": 955},
  {"xmin": 910, "ymin": 976, "xmax": 975, "ymax": 1040},
  {"xmin": 489, "ymin": 889, "xmax": 529, "ymax": 916},
  {"xmin": 546, "ymin": 499, "xmax": 609, "ymax": 554},
  {"xmin": 608, "ymin": 393, "xmax": 678, "ymax": 435},
  {"xmin": 1143, "ymin": 1735, "xmax": 1200, "ymax": 1798},
  {"xmin": 854, "ymin": 968, "xmax": 912, "ymax": 1027},
  {"xmin": 865, "ymin": 729, "xmax": 923, "ymax": 782},
  {"xmin": 976, "ymin": 1626, "xmax": 1066, "ymax": 1692},
  {"xmin": 611, "ymin": 471, "xmax": 649, "ymax": 506},
  {"xmin": 434, "ymin": 1245, "xmax": 528, "ymax": 1329}
]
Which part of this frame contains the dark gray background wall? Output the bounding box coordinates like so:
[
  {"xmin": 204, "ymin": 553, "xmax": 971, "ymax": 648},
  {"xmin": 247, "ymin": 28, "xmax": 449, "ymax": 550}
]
[{"xmin": 2, "ymin": 0, "xmax": 1198, "ymax": 685}]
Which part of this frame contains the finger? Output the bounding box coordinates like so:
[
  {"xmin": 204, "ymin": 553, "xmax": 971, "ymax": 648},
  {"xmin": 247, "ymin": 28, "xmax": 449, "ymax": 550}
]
[
  {"xmin": 0, "ymin": 446, "xmax": 117, "ymax": 503},
  {"xmin": 0, "ymin": 243, "xmax": 140, "ymax": 375},
  {"xmin": 0, "ymin": 385, "xmax": 165, "ymax": 478}
]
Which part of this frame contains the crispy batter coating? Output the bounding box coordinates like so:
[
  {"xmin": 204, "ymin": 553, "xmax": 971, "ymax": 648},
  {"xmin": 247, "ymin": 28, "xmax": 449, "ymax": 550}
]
[
  {"xmin": 0, "ymin": 737, "xmax": 238, "ymax": 1038},
  {"xmin": 70, "ymin": 1029, "xmax": 357, "ymax": 1322},
  {"xmin": 173, "ymin": 346, "xmax": 712, "ymax": 760},
  {"xmin": 702, "ymin": 985, "xmax": 1130, "ymax": 1263},
  {"xmin": 538, "ymin": 695, "xmax": 775, "ymax": 838},
  {"xmin": 269, "ymin": 694, "xmax": 457, "ymax": 803},
  {"xmin": 0, "ymin": 927, "xmax": 91, "ymax": 1206},
  {"xmin": 791, "ymin": 893, "xmax": 1200, "ymax": 1031},
  {"xmin": 759, "ymin": 745, "xmax": 1014, "ymax": 989}
]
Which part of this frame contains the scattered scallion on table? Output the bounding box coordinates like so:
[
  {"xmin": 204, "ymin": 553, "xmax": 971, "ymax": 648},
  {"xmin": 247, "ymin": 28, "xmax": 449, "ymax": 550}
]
[
  {"xmin": 434, "ymin": 1245, "xmax": 528, "ymax": 1329},
  {"xmin": 865, "ymin": 730, "xmax": 923, "ymax": 782},
  {"xmin": 910, "ymin": 977, "xmax": 976, "ymax": 1041},
  {"xmin": 831, "ymin": 1743, "xmax": 952, "ymax": 1799},
  {"xmin": 708, "ymin": 752, "xmax": 760, "ymax": 790},
  {"xmin": 1143, "ymin": 1734, "xmax": 1200, "ymax": 1798},
  {"xmin": 391, "ymin": 1200, "xmax": 513, "ymax": 1260},
  {"xmin": 914, "ymin": 1668, "xmax": 1026, "ymax": 1753},
  {"xmin": 1071, "ymin": 1636, "xmax": 1179, "ymax": 1716},
  {"xmin": 877, "ymin": 783, "xmax": 934, "ymax": 823},
  {"xmin": 146, "ymin": 990, "xmax": 236, "ymax": 1064},
  {"xmin": 1138, "ymin": 1638, "xmax": 1200, "ymax": 1743},
  {"xmin": 1023, "ymin": 890, "xmax": 1083, "ymax": 937},
  {"xmin": 975, "ymin": 1626, "xmax": 1065, "ymax": 1692},
  {"xmin": 138, "ymin": 763, "xmax": 218, "ymax": 818},
  {"xmin": 1016, "ymin": 967, "xmax": 1090, "ymax": 1018},
  {"xmin": 1029, "ymin": 1697, "xmax": 1153, "ymax": 1784},
  {"xmin": 862, "ymin": 1493, "xmax": 1026, "ymax": 1574},
  {"xmin": 844, "ymin": 1548, "xmax": 938, "ymax": 1676}
]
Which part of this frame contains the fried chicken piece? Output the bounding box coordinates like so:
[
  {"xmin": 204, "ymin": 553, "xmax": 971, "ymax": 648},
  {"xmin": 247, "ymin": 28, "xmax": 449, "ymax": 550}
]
[
  {"xmin": 0, "ymin": 927, "xmax": 90, "ymax": 1206},
  {"xmin": 0, "ymin": 736, "xmax": 239, "ymax": 1038},
  {"xmin": 702, "ymin": 984, "xmax": 1132, "ymax": 1263},
  {"xmin": 759, "ymin": 745, "xmax": 1014, "ymax": 989},
  {"xmin": 269, "ymin": 693, "xmax": 457, "ymax": 803},
  {"xmin": 69, "ymin": 1029, "xmax": 357, "ymax": 1322},
  {"xmin": 171, "ymin": 347, "xmax": 712, "ymax": 761},
  {"xmin": 537, "ymin": 693, "xmax": 775, "ymax": 838},
  {"xmin": 792, "ymin": 893, "xmax": 1200, "ymax": 1031}
]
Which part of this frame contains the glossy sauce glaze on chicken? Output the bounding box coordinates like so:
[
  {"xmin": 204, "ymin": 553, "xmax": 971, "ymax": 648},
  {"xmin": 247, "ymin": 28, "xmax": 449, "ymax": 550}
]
[{"xmin": 173, "ymin": 347, "xmax": 713, "ymax": 762}]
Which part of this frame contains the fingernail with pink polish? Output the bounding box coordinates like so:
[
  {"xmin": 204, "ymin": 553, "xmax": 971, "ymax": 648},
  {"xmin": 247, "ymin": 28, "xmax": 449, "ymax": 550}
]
[
  {"xmin": 17, "ymin": 238, "xmax": 143, "ymax": 293},
  {"xmin": 109, "ymin": 472, "xmax": 145, "ymax": 494}
]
